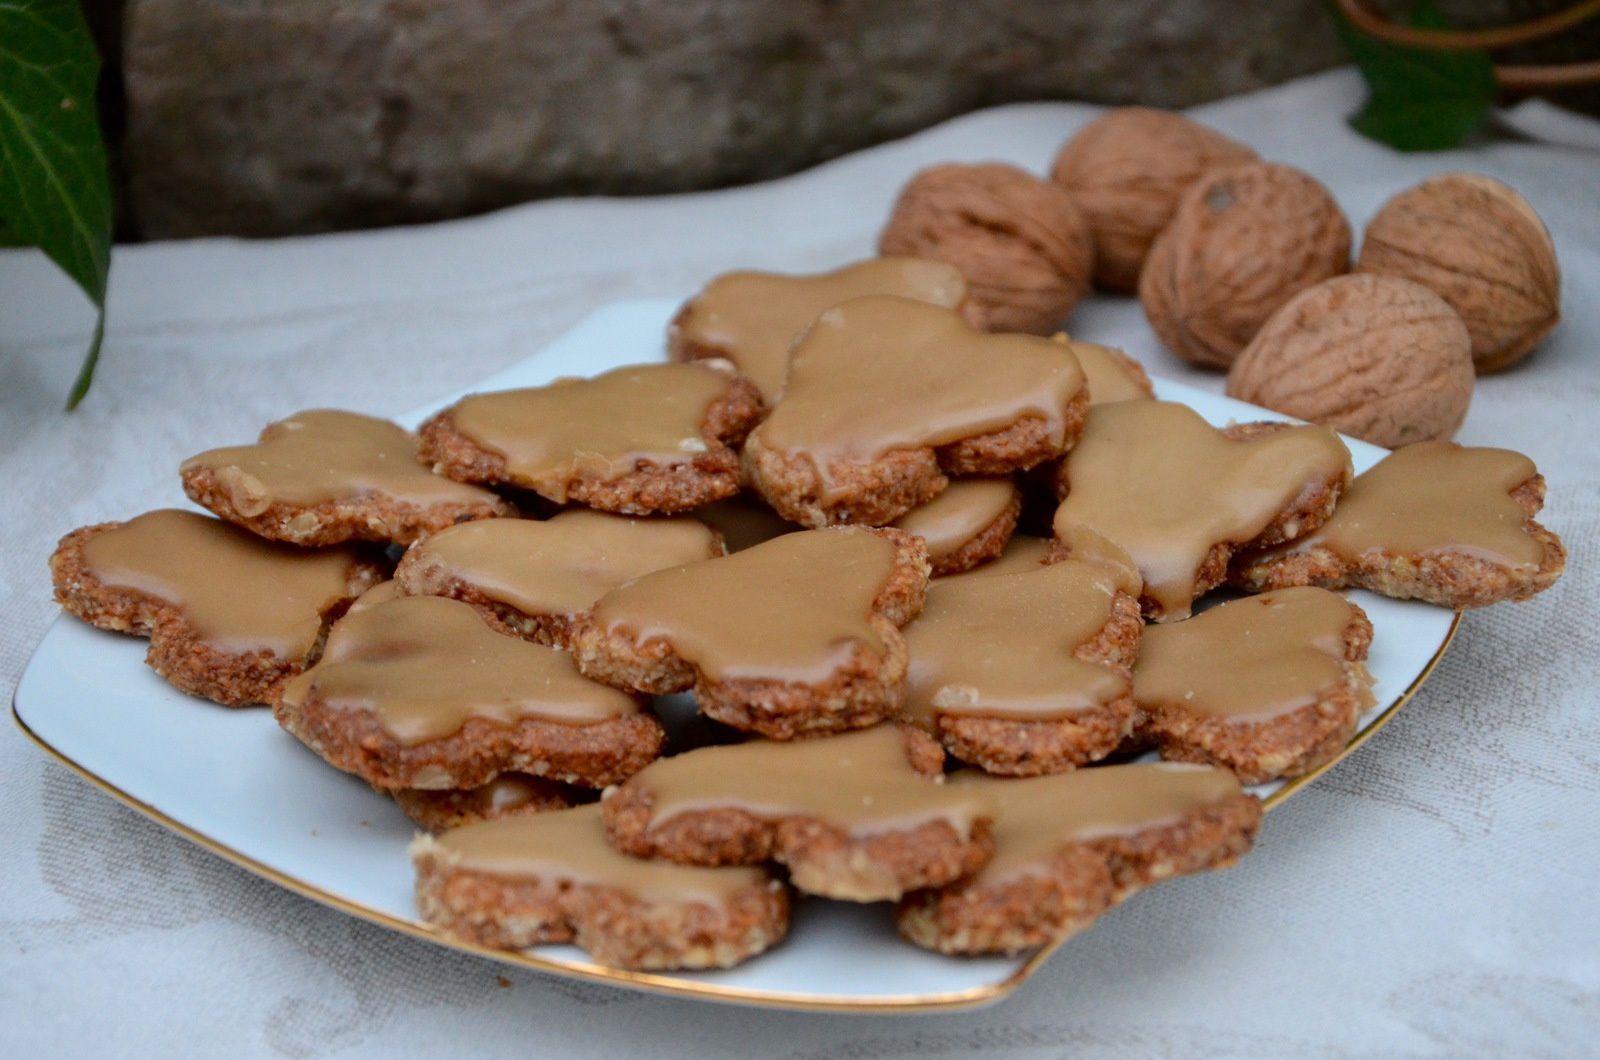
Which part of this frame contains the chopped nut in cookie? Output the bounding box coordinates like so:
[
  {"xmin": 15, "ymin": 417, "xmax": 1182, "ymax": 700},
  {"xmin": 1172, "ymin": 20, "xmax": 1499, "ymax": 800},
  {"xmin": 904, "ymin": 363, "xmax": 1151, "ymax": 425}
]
[
  {"xmin": 1232, "ymin": 441, "xmax": 1566, "ymax": 609},
  {"xmin": 49, "ymin": 509, "xmax": 385, "ymax": 707},
  {"xmin": 744, "ymin": 295, "xmax": 1088, "ymax": 527},
  {"xmin": 1133, "ymin": 587, "xmax": 1374, "ymax": 784},
  {"xmin": 602, "ymin": 724, "xmax": 993, "ymax": 902}
]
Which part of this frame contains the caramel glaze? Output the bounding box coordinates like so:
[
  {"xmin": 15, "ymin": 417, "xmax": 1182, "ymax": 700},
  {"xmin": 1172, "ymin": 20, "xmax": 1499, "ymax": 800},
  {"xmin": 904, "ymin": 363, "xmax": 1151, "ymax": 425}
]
[
  {"xmin": 1052, "ymin": 337, "xmax": 1153, "ymax": 405},
  {"xmin": 1260, "ymin": 441, "xmax": 1545, "ymax": 570},
  {"xmin": 590, "ymin": 528, "xmax": 899, "ymax": 684},
  {"xmin": 892, "ymin": 479, "xmax": 1020, "ymax": 563},
  {"xmin": 431, "ymin": 804, "xmax": 767, "ymax": 904},
  {"xmin": 1135, "ymin": 587, "xmax": 1362, "ymax": 720},
  {"xmin": 904, "ymin": 561, "xmax": 1136, "ymax": 725},
  {"xmin": 950, "ymin": 762, "xmax": 1244, "ymax": 885},
  {"xmin": 632, "ymin": 725, "xmax": 987, "ymax": 838},
  {"xmin": 280, "ymin": 595, "xmax": 641, "ymax": 745},
  {"xmin": 675, "ymin": 258, "xmax": 969, "ymax": 402},
  {"xmin": 1053, "ymin": 401, "xmax": 1350, "ymax": 619},
  {"xmin": 446, "ymin": 363, "xmax": 736, "ymax": 500},
  {"xmin": 402, "ymin": 511, "xmax": 720, "ymax": 616},
  {"xmin": 79, "ymin": 509, "xmax": 368, "ymax": 657},
  {"xmin": 182, "ymin": 409, "xmax": 499, "ymax": 514},
  {"xmin": 752, "ymin": 296, "xmax": 1086, "ymax": 502}
]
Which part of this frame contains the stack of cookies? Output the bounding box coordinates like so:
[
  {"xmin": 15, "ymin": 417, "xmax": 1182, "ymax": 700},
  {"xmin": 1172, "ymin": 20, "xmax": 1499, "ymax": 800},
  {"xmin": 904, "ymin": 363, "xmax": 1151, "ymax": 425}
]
[{"xmin": 49, "ymin": 255, "xmax": 1566, "ymax": 972}]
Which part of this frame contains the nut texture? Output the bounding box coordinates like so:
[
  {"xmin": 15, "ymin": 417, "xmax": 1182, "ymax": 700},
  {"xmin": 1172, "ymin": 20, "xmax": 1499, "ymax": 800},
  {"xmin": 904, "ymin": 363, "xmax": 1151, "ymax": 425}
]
[
  {"xmin": 878, "ymin": 162, "xmax": 1095, "ymax": 335},
  {"xmin": 1139, "ymin": 161, "xmax": 1351, "ymax": 369},
  {"xmin": 1226, "ymin": 274, "xmax": 1474, "ymax": 448},
  {"xmin": 1050, "ymin": 107, "xmax": 1256, "ymax": 292},
  {"xmin": 1355, "ymin": 173, "xmax": 1561, "ymax": 374}
]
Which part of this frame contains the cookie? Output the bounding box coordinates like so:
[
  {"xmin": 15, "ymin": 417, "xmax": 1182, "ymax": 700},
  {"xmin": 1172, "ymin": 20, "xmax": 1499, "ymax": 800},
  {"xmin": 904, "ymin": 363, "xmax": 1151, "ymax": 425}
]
[
  {"xmin": 896, "ymin": 763, "xmax": 1260, "ymax": 955},
  {"xmin": 393, "ymin": 773, "xmax": 592, "ymax": 833},
  {"xmin": 669, "ymin": 257, "xmax": 970, "ymax": 402},
  {"xmin": 902, "ymin": 559, "xmax": 1143, "ymax": 775},
  {"xmin": 574, "ymin": 527, "xmax": 928, "ymax": 739},
  {"xmin": 1052, "ymin": 401, "xmax": 1352, "ymax": 621},
  {"xmin": 50, "ymin": 509, "xmax": 384, "ymax": 707},
  {"xmin": 180, "ymin": 409, "xmax": 512, "ymax": 546},
  {"xmin": 891, "ymin": 478, "xmax": 1023, "ymax": 576},
  {"xmin": 942, "ymin": 534, "xmax": 1055, "ymax": 579},
  {"xmin": 1053, "ymin": 336, "xmax": 1155, "ymax": 405},
  {"xmin": 393, "ymin": 510, "xmax": 721, "ymax": 650},
  {"xmin": 418, "ymin": 362, "xmax": 765, "ymax": 514},
  {"xmin": 275, "ymin": 594, "xmax": 663, "ymax": 790},
  {"xmin": 412, "ymin": 804, "xmax": 788, "ymax": 969},
  {"xmin": 602, "ymin": 724, "xmax": 993, "ymax": 901},
  {"xmin": 742, "ymin": 296, "xmax": 1089, "ymax": 527},
  {"xmin": 691, "ymin": 492, "xmax": 800, "ymax": 553},
  {"xmin": 1232, "ymin": 442, "xmax": 1566, "ymax": 609},
  {"xmin": 1133, "ymin": 587, "xmax": 1374, "ymax": 784}
]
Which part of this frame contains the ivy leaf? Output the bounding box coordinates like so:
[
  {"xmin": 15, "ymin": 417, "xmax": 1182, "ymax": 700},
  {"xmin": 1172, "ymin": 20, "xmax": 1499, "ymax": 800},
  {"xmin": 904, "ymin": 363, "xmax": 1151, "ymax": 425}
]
[
  {"xmin": 0, "ymin": 0, "xmax": 113, "ymax": 409},
  {"xmin": 1335, "ymin": 0, "xmax": 1497, "ymax": 152}
]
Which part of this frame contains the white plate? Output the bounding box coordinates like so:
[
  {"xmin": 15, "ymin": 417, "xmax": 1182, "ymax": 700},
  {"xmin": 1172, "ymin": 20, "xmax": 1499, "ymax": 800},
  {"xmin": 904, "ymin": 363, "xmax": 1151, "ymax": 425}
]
[{"xmin": 13, "ymin": 299, "xmax": 1459, "ymax": 1013}]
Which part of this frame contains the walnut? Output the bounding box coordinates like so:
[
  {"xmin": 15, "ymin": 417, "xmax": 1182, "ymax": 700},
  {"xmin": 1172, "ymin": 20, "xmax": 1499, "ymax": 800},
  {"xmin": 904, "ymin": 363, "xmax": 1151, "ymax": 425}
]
[
  {"xmin": 878, "ymin": 162, "xmax": 1094, "ymax": 335},
  {"xmin": 1226, "ymin": 274, "xmax": 1474, "ymax": 448},
  {"xmin": 1355, "ymin": 173, "xmax": 1561, "ymax": 374},
  {"xmin": 1139, "ymin": 161, "xmax": 1351, "ymax": 370},
  {"xmin": 1050, "ymin": 107, "xmax": 1255, "ymax": 292}
]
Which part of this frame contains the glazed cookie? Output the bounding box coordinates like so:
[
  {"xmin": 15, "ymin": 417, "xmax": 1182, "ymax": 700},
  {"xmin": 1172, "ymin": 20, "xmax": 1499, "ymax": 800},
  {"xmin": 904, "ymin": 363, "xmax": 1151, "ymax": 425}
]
[
  {"xmin": 1233, "ymin": 442, "xmax": 1566, "ymax": 609},
  {"xmin": 602, "ymin": 724, "xmax": 993, "ymax": 902},
  {"xmin": 394, "ymin": 510, "xmax": 722, "ymax": 650},
  {"xmin": 902, "ymin": 558, "xmax": 1143, "ymax": 775},
  {"xmin": 1052, "ymin": 401, "xmax": 1352, "ymax": 621},
  {"xmin": 891, "ymin": 478, "xmax": 1023, "ymax": 576},
  {"xmin": 943, "ymin": 534, "xmax": 1055, "ymax": 579},
  {"xmin": 691, "ymin": 492, "xmax": 800, "ymax": 553},
  {"xmin": 393, "ymin": 773, "xmax": 593, "ymax": 833},
  {"xmin": 573, "ymin": 527, "xmax": 928, "ymax": 739},
  {"xmin": 413, "ymin": 804, "xmax": 788, "ymax": 969},
  {"xmin": 50, "ymin": 509, "xmax": 384, "ymax": 707},
  {"xmin": 418, "ymin": 362, "xmax": 765, "ymax": 514},
  {"xmin": 181, "ymin": 409, "xmax": 512, "ymax": 546},
  {"xmin": 1052, "ymin": 336, "xmax": 1155, "ymax": 405},
  {"xmin": 743, "ymin": 296, "xmax": 1088, "ymax": 527},
  {"xmin": 896, "ymin": 763, "xmax": 1260, "ymax": 955},
  {"xmin": 668, "ymin": 257, "xmax": 970, "ymax": 402},
  {"xmin": 276, "ymin": 594, "xmax": 664, "ymax": 791},
  {"xmin": 1133, "ymin": 587, "xmax": 1375, "ymax": 784}
]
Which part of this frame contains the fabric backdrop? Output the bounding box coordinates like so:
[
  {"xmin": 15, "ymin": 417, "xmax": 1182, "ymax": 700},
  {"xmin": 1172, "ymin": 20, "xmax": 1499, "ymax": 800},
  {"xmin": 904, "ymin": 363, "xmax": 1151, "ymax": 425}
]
[{"xmin": 1, "ymin": 70, "xmax": 1595, "ymax": 1058}]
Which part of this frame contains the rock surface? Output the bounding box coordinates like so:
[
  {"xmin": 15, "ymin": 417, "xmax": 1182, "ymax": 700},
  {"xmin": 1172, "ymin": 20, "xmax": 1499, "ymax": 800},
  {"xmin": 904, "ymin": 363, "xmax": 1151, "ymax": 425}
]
[{"xmin": 121, "ymin": 0, "xmax": 1347, "ymax": 238}]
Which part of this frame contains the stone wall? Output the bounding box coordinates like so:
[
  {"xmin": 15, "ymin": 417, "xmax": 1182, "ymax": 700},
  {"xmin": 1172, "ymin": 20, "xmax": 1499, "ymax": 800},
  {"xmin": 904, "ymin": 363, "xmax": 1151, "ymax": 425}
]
[{"xmin": 116, "ymin": 1, "xmax": 1595, "ymax": 239}]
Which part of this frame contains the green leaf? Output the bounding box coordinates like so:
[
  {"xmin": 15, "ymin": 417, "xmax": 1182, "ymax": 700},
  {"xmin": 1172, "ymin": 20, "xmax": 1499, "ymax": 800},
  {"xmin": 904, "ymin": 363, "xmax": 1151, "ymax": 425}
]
[
  {"xmin": 0, "ymin": 0, "xmax": 113, "ymax": 408},
  {"xmin": 1335, "ymin": 0, "xmax": 1497, "ymax": 152}
]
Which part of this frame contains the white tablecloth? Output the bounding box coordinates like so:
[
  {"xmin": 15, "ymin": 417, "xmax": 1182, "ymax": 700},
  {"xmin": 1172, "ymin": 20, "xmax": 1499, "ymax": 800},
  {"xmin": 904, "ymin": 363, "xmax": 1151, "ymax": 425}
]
[{"xmin": 2, "ymin": 69, "xmax": 1596, "ymax": 1057}]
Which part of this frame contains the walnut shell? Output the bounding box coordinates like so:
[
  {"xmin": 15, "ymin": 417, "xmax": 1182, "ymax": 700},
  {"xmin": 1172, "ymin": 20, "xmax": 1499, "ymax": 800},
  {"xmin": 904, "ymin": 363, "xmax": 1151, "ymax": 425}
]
[
  {"xmin": 878, "ymin": 162, "xmax": 1094, "ymax": 335},
  {"xmin": 1139, "ymin": 162, "xmax": 1352, "ymax": 370},
  {"xmin": 1355, "ymin": 173, "xmax": 1560, "ymax": 374},
  {"xmin": 1226, "ymin": 274, "xmax": 1474, "ymax": 448},
  {"xmin": 1050, "ymin": 107, "xmax": 1256, "ymax": 292}
]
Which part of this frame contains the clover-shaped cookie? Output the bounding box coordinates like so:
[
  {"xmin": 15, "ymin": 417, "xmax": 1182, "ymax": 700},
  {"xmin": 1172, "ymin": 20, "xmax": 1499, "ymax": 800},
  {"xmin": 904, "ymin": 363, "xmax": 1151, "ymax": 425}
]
[
  {"xmin": 1133, "ymin": 587, "xmax": 1374, "ymax": 784},
  {"xmin": 1232, "ymin": 441, "xmax": 1566, "ymax": 609},
  {"xmin": 890, "ymin": 478, "xmax": 1023, "ymax": 576},
  {"xmin": 743, "ymin": 296, "xmax": 1088, "ymax": 527},
  {"xmin": 1052, "ymin": 400, "xmax": 1352, "ymax": 621},
  {"xmin": 602, "ymin": 724, "xmax": 993, "ymax": 901},
  {"xmin": 896, "ymin": 763, "xmax": 1260, "ymax": 955},
  {"xmin": 50, "ymin": 509, "xmax": 385, "ymax": 707},
  {"xmin": 275, "ymin": 594, "xmax": 663, "ymax": 791},
  {"xmin": 902, "ymin": 558, "xmax": 1143, "ymax": 775},
  {"xmin": 419, "ymin": 362, "xmax": 764, "ymax": 514},
  {"xmin": 669, "ymin": 257, "xmax": 971, "ymax": 402},
  {"xmin": 573, "ymin": 526, "xmax": 929, "ymax": 739},
  {"xmin": 181, "ymin": 409, "xmax": 512, "ymax": 546},
  {"xmin": 413, "ymin": 804, "xmax": 787, "ymax": 969},
  {"xmin": 394, "ymin": 510, "xmax": 722, "ymax": 650}
]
